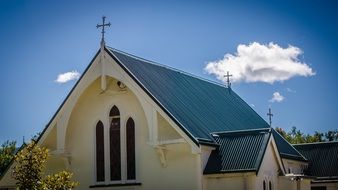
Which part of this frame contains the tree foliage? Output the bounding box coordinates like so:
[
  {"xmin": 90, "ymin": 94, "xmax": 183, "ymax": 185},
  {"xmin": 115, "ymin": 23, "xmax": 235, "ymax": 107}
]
[
  {"xmin": 42, "ymin": 171, "xmax": 79, "ymax": 190},
  {"xmin": 0, "ymin": 140, "xmax": 16, "ymax": 175},
  {"xmin": 275, "ymin": 126, "xmax": 338, "ymax": 144},
  {"xmin": 12, "ymin": 141, "xmax": 78, "ymax": 190},
  {"xmin": 12, "ymin": 141, "xmax": 49, "ymax": 190}
]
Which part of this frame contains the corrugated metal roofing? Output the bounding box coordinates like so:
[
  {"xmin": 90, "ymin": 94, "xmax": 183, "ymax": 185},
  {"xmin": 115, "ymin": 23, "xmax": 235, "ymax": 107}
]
[
  {"xmin": 107, "ymin": 47, "xmax": 270, "ymax": 141},
  {"xmin": 204, "ymin": 129, "xmax": 270, "ymax": 174},
  {"xmin": 294, "ymin": 141, "xmax": 338, "ymax": 179},
  {"xmin": 272, "ymin": 129, "xmax": 306, "ymax": 161}
]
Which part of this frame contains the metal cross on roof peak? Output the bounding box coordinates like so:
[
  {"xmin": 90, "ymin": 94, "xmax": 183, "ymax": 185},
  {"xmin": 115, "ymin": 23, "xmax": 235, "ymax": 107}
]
[
  {"xmin": 267, "ymin": 108, "xmax": 273, "ymax": 127},
  {"xmin": 96, "ymin": 16, "xmax": 111, "ymax": 45},
  {"xmin": 224, "ymin": 71, "xmax": 233, "ymax": 88}
]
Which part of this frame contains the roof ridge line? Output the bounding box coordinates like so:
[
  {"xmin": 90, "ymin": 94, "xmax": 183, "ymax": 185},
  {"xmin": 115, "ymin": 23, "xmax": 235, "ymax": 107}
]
[
  {"xmin": 106, "ymin": 46, "xmax": 230, "ymax": 89},
  {"xmin": 293, "ymin": 141, "xmax": 338, "ymax": 146},
  {"xmin": 211, "ymin": 128, "xmax": 271, "ymax": 135}
]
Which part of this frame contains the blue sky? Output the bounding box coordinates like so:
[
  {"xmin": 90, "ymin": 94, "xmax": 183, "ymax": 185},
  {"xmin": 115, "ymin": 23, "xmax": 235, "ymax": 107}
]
[{"xmin": 0, "ymin": 0, "xmax": 337, "ymax": 143}]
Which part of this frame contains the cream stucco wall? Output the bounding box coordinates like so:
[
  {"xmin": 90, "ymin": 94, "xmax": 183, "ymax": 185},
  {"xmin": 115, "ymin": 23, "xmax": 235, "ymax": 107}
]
[
  {"xmin": 254, "ymin": 140, "xmax": 280, "ymax": 190},
  {"xmin": 62, "ymin": 77, "xmax": 200, "ymax": 190},
  {"xmin": 203, "ymin": 174, "xmax": 248, "ymax": 190}
]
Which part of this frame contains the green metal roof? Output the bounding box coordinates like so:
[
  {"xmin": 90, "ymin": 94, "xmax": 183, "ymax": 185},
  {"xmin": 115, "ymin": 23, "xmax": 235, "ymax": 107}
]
[
  {"xmin": 272, "ymin": 129, "xmax": 307, "ymax": 161},
  {"xmin": 204, "ymin": 128, "xmax": 270, "ymax": 174},
  {"xmin": 107, "ymin": 47, "xmax": 270, "ymax": 142},
  {"xmin": 106, "ymin": 47, "xmax": 306, "ymax": 162},
  {"xmin": 294, "ymin": 141, "xmax": 338, "ymax": 179}
]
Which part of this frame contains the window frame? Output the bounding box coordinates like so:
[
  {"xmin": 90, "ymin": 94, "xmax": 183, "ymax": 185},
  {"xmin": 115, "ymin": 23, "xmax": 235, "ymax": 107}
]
[{"xmin": 92, "ymin": 104, "xmax": 139, "ymax": 185}]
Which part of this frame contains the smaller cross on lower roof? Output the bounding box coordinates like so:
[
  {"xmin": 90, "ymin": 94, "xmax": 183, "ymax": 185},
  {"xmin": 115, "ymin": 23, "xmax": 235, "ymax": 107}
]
[
  {"xmin": 224, "ymin": 71, "xmax": 232, "ymax": 88},
  {"xmin": 267, "ymin": 108, "xmax": 273, "ymax": 127}
]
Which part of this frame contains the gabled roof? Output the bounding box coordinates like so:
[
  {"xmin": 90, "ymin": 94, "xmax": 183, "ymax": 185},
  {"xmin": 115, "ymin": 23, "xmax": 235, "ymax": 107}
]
[
  {"xmin": 294, "ymin": 141, "xmax": 338, "ymax": 179},
  {"xmin": 204, "ymin": 128, "xmax": 271, "ymax": 174},
  {"xmin": 272, "ymin": 129, "xmax": 307, "ymax": 161},
  {"xmin": 107, "ymin": 47, "xmax": 270, "ymax": 142},
  {"xmin": 106, "ymin": 47, "xmax": 307, "ymax": 161}
]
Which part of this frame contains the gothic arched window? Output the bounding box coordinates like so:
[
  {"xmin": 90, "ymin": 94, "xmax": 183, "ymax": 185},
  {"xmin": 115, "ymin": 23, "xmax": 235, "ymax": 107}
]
[
  {"xmin": 263, "ymin": 180, "xmax": 266, "ymax": 190},
  {"xmin": 269, "ymin": 181, "xmax": 272, "ymax": 190},
  {"xmin": 110, "ymin": 106, "xmax": 121, "ymax": 181},
  {"xmin": 126, "ymin": 117, "xmax": 136, "ymax": 180},
  {"xmin": 96, "ymin": 121, "xmax": 105, "ymax": 182}
]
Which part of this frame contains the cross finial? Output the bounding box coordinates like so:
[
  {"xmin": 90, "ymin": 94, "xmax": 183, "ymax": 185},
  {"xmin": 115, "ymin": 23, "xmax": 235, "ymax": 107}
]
[
  {"xmin": 96, "ymin": 16, "xmax": 111, "ymax": 46},
  {"xmin": 224, "ymin": 71, "xmax": 233, "ymax": 88},
  {"xmin": 267, "ymin": 108, "xmax": 273, "ymax": 127}
]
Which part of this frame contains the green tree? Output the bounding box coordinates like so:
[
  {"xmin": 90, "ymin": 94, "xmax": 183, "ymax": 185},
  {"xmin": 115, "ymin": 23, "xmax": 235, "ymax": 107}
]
[
  {"xmin": 42, "ymin": 171, "xmax": 79, "ymax": 190},
  {"xmin": 325, "ymin": 130, "xmax": 338, "ymax": 141},
  {"xmin": 313, "ymin": 131, "xmax": 324, "ymax": 142},
  {"xmin": 12, "ymin": 141, "xmax": 78, "ymax": 190},
  {"xmin": 275, "ymin": 127, "xmax": 335, "ymax": 144},
  {"xmin": 12, "ymin": 141, "xmax": 48, "ymax": 190},
  {"xmin": 0, "ymin": 140, "xmax": 16, "ymax": 175}
]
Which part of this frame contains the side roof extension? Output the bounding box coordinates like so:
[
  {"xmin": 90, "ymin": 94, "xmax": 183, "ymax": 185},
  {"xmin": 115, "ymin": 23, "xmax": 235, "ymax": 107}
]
[{"xmin": 204, "ymin": 128, "xmax": 271, "ymax": 174}]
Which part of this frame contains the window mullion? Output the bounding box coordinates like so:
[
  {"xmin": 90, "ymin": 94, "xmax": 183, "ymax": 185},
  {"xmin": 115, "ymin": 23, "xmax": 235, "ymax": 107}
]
[{"xmin": 121, "ymin": 117, "xmax": 127, "ymax": 182}]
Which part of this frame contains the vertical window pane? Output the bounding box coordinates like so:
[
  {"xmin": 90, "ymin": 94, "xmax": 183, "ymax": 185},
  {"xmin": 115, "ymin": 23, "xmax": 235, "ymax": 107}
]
[
  {"xmin": 110, "ymin": 106, "xmax": 121, "ymax": 181},
  {"xmin": 269, "ymin": 181, "xmax": 272, "ymax": 190},
  {"xmin": 96, "ymin": 121, "xmax": 105, "ymax": 182},
  {"xmin": 263, "ymin": 180, "xmax": 266, "ymax": 190},
  {"xmin": 126, "ymin": 118, "xmax": 136, "ymax": 180}
]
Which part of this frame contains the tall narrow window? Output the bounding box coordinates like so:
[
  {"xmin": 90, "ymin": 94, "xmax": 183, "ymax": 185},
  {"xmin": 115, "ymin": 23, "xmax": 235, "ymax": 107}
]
[
  {"xmin": 96, "ymin": 121, "xmax": 105, "ymax": 182},
  {"xmin": 126, "ymin": 117, "xmax": 136, "ymax": 180},
  {"xmin": 269, "ymin": 181, "xmax": 272, "ymax": 190},
  {"xmin": 263, "ymin": 180, "xmax": 266, "ymax": 190},
  {"xmin": 110, "ymin": 106, "xmax": 121, "ymax": 181}
]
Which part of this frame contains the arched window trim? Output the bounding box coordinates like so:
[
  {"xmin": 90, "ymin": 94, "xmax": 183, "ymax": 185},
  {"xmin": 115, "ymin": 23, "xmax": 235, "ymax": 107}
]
[{"xmin": 93, "ymin": 105, "xmax": 138, "ymax": 184}]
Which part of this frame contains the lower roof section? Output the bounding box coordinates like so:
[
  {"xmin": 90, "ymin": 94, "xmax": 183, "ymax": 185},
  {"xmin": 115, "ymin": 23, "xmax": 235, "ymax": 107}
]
[
  {"xmin": 204, "ymin": 128, "xmax": 270, "ymax": 174},
  {"xmin": 294, "ymin": 141, "xmax": 338, "ymax": 179}
]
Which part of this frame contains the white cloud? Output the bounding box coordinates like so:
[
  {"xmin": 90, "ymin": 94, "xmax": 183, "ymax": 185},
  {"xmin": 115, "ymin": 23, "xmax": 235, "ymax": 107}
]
[
  {"xmin": 269, "ymin": 92, "xmax": 285, "ymax": 103},
  {"xmin": 286, "ymin": 87, "xmax": 296, "ymax": 93},
  {"xmin": 55, "ymin": 71, "xmax": 80, "ymax": 84},
  {"xmin": 204, "ymin": 42, "xmax": 315, "ymax": 84}
]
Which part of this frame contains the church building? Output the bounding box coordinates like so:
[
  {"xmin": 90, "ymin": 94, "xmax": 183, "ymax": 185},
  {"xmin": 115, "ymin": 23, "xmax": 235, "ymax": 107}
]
[{"xmin": 0, "ymin": 19, "xmax": 334, "ymax": 190}]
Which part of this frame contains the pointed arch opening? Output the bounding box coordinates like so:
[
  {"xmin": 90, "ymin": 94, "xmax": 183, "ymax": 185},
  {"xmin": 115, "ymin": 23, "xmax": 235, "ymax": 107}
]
[
  {"xmin": 110, "ymin": 106, "xmax": 121, "ymax": 181},
  {"xmin": 126, "ymin": 117, "xmax": 136, "ymax": 180},
  {"xmin": 96, "ymin": 121, "xmax": 105, "ymax": 182},
  {"xmin": 263, "ymin": 180, "xmax": 266, "ymax": 190}
]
